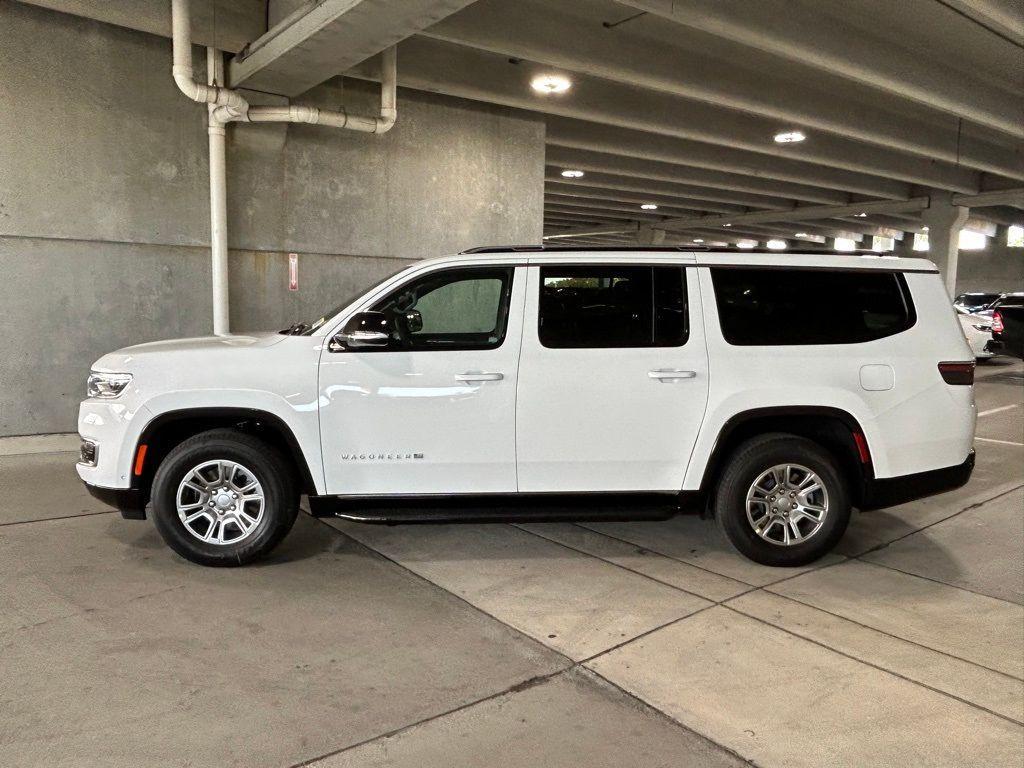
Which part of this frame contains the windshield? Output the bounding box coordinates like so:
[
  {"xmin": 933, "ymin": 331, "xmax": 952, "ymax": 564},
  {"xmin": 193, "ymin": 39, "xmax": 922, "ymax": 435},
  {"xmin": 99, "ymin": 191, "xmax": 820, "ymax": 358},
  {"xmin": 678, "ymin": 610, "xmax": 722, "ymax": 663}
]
[{"xmin": 281, "ymin": 264, "xmax": 408, "ymax": 336}]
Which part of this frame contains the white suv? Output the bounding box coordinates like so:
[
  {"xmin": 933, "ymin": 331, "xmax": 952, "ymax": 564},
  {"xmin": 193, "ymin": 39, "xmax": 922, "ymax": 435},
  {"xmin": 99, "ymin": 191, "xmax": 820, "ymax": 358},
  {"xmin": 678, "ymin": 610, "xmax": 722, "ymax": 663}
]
[{"xmin": 78, "ymin": 246, "xmax": 977, "ymax": 567}]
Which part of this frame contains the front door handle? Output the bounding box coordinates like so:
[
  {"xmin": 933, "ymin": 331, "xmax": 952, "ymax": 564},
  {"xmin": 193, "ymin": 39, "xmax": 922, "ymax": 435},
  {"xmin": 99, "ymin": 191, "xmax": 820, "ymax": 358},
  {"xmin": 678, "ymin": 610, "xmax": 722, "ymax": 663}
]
[
  {"xmin": 648, "ymin": 369, "xmax": 697, "ymax": 381},
  {"xmin": 455, "ymin": 372, "xmax": 504, "ymax": 382}
]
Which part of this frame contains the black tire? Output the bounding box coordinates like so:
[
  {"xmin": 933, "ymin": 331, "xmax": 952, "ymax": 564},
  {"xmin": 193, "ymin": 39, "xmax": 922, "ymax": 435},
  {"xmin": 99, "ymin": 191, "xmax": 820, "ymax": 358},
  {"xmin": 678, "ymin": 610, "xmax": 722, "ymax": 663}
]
[
  {"xmin": 150, "ymin": 429, "xmax": 298, "ymax": 566},
  {"xmin": 714, "ymin": 433, "xmax": 851, "ymax": 567}
]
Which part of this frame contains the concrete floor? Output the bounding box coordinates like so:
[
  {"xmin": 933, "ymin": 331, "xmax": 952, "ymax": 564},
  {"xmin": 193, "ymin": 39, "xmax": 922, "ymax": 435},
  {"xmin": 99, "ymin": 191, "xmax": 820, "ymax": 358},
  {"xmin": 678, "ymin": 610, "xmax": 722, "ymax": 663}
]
[{"xmin": 1, "ymin": 360, "xmax": 1021, "ymax": 767}]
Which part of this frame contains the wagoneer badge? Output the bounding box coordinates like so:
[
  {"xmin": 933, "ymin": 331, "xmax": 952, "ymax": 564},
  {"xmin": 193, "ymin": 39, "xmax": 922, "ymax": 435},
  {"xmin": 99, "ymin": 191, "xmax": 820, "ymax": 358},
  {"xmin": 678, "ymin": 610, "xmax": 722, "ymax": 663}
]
[{"xmin": 340, "ymin": 453, "xmax": 424, "ymax": 461}]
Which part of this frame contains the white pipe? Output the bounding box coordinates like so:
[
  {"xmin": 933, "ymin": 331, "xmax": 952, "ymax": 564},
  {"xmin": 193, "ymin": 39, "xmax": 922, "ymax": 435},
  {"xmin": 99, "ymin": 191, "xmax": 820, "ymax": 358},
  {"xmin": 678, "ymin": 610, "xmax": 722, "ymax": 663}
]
[
  {"xmin": 206, "ymin": 48, "xmax": 230, "ymax": 335},
  {"xmin": 222, "ymin": 47, "xmax": 398, "ymax": 134},
  {"xmin": 171, "ymin": 0, "xmax": 396, "ymax": 133},
  {"xmin": 208, "ymin": 115, "xmax": 230, "ymax": 335},
  {"xmin": 171, "ymin": 0, "xmax": 248, "ymax": 112},
  {"xmin": 169, "ymin": 0, "xmax": 398, "ymax": 335}
]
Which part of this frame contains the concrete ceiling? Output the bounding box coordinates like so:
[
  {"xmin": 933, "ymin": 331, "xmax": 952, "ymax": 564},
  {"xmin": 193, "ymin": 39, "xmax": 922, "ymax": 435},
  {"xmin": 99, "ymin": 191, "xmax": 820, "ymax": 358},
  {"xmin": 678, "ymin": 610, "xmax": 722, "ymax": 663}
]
[
  {"xmin": 17, "ymin": 0, "xmax": 1024, "ymax": 246},
  {"xmin": 414, "ymin": 0, "xmax": 1024, "ymax": 243},
  {"xmin": 227, "ymin": 0, "xmax": 479, "ymax": 95}
]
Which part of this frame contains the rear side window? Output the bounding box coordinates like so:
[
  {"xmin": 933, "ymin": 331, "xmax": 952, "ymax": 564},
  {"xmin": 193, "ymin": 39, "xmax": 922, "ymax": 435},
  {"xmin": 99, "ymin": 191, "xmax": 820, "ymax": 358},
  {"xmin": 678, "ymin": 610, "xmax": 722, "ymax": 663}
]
[
  {"xmin": 539, "ymin": 266, "xmax": 688, "ymax": 348},
  {"xmin": 711, "ymin": 268, "xmax": 915, "ymax": 346}
]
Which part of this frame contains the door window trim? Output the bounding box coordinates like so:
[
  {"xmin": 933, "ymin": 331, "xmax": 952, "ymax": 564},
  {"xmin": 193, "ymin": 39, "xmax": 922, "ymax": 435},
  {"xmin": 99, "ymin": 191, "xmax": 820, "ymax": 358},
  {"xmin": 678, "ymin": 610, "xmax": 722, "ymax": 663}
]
[
  {"xmin": 346, "ymin": 265, "xmax": 516, "ymax": 353},
  {"xmin": 536, "ymin": 264, "xmax": 690, "ymax": 350}
]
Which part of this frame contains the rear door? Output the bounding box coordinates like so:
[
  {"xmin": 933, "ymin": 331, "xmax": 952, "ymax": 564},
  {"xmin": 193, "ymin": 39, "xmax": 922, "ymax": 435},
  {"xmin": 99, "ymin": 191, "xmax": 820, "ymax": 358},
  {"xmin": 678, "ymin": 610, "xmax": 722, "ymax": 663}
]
[{"xmin": 515, "ymin": 260, "xmax": 710, "ymax": 492}]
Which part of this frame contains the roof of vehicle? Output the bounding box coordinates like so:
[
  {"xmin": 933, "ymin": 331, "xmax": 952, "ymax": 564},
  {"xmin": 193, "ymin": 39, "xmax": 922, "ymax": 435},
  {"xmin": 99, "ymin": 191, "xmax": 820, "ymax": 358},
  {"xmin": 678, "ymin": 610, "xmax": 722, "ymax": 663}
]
[{"xmin": 439, "ymin": 245, "xmax": 938, "ymax": 273}]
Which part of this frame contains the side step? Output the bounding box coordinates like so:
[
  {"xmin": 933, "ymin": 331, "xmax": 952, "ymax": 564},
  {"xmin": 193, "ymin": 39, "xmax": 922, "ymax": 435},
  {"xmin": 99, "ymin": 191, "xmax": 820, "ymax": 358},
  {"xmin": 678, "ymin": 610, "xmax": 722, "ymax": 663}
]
[{"xmin": 307, "ymin": 492, "xmax": 700, "ymax": 524}]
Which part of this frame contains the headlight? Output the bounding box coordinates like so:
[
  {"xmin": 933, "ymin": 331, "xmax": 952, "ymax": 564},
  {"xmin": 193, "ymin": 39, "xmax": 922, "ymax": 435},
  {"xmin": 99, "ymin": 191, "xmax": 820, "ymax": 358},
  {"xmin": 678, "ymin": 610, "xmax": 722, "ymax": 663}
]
[{"xmin": 87, "ymin": 372, "xmax": 133, "ymax": 399}]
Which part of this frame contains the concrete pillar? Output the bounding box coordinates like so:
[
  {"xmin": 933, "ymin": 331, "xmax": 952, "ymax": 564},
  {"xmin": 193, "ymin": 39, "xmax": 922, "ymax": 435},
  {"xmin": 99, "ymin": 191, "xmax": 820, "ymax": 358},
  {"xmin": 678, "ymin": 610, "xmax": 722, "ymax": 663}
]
[
  {"xmin": 921, "ymin": 190, "xmax": 969, "ymax": 295},
  {"xmin": 637, "ymin": 225, "xmax": 666, "ymax": 245},
  {"xmin": 894, "ymin": 231, "xmax": 917, "ymax": 258}
]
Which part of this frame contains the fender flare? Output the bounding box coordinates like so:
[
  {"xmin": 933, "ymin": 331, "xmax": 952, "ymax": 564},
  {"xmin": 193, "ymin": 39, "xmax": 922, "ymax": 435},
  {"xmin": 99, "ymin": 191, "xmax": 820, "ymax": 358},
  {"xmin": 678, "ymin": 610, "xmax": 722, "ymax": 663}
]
[
  {"xmin": 697, "ymin": 405, "xmax": 872, "ymax": 495},
  {"xmin": 134, "ymin": 406, "xmax": 319, "ymax": 495}
]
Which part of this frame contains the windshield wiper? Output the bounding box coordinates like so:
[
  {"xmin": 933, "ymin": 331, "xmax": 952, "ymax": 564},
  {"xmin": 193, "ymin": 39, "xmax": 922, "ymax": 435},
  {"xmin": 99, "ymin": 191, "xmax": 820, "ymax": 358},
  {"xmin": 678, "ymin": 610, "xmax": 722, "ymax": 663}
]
[{"xmin": 279, "ymin": 322, "xmax": 310, "ymax": 335}]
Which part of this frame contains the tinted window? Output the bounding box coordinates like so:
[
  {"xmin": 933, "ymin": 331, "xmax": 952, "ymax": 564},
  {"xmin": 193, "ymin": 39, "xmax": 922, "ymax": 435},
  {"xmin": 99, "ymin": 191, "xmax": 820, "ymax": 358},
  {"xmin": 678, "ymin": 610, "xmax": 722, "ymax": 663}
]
[
  {"xmin": 539, "ymin": 266, "xmax": 688, "ymax": 348},
  {"xmin": 371, "ymin": 267, "xmax": 513, "ymax": 351},
  {"xmin": 711, "ymin": 268, "xmax": 915, "ymax": 346}
]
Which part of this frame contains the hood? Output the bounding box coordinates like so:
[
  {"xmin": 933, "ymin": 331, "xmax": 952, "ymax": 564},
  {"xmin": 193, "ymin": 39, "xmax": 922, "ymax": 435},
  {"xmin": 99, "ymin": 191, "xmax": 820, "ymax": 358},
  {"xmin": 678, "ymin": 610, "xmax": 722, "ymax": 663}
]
[{"xmin": 92, "ymin": 332, "xmax": 289, "ymax": 371}]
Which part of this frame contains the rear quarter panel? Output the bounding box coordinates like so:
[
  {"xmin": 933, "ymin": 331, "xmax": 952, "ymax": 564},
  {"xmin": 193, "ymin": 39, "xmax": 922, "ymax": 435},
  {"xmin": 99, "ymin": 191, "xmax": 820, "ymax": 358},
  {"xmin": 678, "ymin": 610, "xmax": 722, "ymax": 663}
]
[{"xmin": 684, "ymin": 268, "xmax": 975, "ymax": 487}]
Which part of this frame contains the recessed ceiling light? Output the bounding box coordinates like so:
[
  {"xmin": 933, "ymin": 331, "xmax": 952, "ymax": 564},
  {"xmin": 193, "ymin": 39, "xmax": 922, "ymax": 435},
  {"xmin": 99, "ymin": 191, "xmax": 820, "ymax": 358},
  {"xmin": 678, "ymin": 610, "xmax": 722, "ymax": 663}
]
[
  {"xmin": 723, "ymin": 223, "xmax": 732, "ymax": 227},
  {"xmin": 560, "ymin": 169, "xmax": 584, "ymax": 178},
  {"xmin": 531, "ymin": 74, "xmax": 571, "ymax": 94},
  {"xmin": 795, "ymin": 232, "xmax": 808, "ymax": 237},
  {"xmin": 640, "ymin": 203, "xmax": 658, "ymax": 210},
  {"xmin": 736, "ymin": 240, "xmax": 756, "ymax": 249},
  {"xmin": 854, "ymin": 212, "xmax": 868, "ymax": 217},
  {"xmin": 693, "ymin": 238, "xmax": 704, "ymax": 243},
  {"xmin": 774, "ymin": 130, "xmax": 806, "ymax": 144},
  {"xmin": 767, "ymin": 239, "xmax": 787, "ymax": 249}
]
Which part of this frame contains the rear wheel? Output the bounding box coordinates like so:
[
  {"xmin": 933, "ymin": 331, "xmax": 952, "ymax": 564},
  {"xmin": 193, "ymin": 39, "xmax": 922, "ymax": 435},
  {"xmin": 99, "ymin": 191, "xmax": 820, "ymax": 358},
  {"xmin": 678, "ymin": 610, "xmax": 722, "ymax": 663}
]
[
  {"xmin": 714, "ymin": 434, "xmax": 850, "ymax": 566},
  {"xmin": 150, "ymin": 429, "xmax": 298, "ymax": 566}
]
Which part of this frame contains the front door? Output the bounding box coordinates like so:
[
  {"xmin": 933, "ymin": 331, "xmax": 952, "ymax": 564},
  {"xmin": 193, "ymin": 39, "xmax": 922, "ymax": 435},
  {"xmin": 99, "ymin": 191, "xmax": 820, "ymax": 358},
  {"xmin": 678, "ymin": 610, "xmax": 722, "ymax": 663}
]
[
  {"xmin": 319, "ymin": 264, "xmax": 525, "ymax": 496},
  {"xmin": 516, "ymin": 262, "xmax": 710, "ymax": 492}
]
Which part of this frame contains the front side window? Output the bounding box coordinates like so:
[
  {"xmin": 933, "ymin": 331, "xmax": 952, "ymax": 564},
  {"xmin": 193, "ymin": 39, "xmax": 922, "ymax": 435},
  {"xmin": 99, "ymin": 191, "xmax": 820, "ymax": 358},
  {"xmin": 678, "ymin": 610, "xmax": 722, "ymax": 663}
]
[
  {"xmin": 371, "ymin": 267, "xmax": 514, "ymax": 351},
  {"xmin": 711, "ymin": 267, "xmax": 915, "ymax": 346},
  {"xmin": 538, "ymin": 265, "xmax": 688, "ymax": 348}
]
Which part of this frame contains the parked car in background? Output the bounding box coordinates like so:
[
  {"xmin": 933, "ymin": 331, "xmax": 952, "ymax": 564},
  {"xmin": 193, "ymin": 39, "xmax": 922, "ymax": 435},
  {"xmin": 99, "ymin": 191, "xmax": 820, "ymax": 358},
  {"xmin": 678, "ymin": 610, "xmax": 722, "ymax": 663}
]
[
  {"xmin": 974, "ymin": 292, "xmax": 1024, "ymax": 320},
  {"xmin": 992, "ymin": 305, "xmax": 1024, "ymax": 360},
  {"xmin": 957, "ymin": 311, "xmax": 999, "ymax": 359},
  {"xmin": 953, "ymin": 292, "xmax": 1000, "ymax": 314}
]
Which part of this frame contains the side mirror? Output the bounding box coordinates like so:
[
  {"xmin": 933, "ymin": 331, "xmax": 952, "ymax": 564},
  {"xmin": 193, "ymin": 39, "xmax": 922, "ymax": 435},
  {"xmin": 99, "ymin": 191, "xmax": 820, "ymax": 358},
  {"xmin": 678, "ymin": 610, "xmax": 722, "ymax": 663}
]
[
  {"xmin": 330, "ymin": 311, "xmax": 391, "ymax": 350},
  {"xmin": 403, "ymin": 309, "xmax": 423, "ymax": 333}
]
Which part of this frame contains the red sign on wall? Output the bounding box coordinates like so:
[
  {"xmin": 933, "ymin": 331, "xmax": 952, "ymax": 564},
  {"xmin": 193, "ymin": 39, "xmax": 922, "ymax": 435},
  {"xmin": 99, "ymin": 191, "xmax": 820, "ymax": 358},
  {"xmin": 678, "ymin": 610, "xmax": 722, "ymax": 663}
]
[{"xmin": 288, "ymin": 253, "xmax": 299, "ymax": 291}]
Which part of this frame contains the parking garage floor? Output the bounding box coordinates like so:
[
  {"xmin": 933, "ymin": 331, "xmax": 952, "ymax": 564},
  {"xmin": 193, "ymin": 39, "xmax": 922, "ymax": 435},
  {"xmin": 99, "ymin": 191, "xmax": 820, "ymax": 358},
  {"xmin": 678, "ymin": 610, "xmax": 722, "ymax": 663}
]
[{"xmin": 1, "ymin": 360, "xmax": 1021, "ymax": 768}]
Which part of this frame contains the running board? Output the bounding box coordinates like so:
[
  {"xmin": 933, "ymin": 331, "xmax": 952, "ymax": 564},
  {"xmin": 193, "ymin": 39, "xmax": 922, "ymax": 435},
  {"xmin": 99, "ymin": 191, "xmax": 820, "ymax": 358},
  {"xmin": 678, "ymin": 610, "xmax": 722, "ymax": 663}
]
[{"xmin": 307, "ymin": 492, "xmax": 700, "ymax": 523}]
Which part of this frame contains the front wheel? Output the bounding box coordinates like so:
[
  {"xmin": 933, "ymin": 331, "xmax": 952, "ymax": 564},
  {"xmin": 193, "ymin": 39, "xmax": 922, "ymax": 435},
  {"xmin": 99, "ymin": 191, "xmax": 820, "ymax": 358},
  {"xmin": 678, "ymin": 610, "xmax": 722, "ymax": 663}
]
[
  {"xmin": 150, "ymin": 429, "xmax": 298, "ymax": 566},
  {"xmin": 714, "ymin": 434, "xmax": 851, "ymax": 567}
]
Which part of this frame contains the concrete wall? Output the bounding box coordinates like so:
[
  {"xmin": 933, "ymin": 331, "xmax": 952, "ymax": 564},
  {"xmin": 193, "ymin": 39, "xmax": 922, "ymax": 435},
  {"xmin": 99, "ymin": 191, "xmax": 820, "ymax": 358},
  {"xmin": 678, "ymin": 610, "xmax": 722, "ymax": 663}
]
[
  {"xmin": 952, "ymin": 231, "xmax": 1024, "ymax": 294},
  {"xmin": 0, "ymin": 2, "xmax": 545, "ymax": 436},
  {"xmin": 894, "ymin": 227, "xmax": 1023, "ymax": 295}
]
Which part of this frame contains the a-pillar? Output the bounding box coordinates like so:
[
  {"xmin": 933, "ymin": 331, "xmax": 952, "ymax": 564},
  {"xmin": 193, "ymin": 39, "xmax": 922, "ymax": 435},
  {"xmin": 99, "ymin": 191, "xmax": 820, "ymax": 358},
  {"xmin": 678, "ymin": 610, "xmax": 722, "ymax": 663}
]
[{"xmin": 921, "ymin": 191, "xmax": 969, "ymax": 295}]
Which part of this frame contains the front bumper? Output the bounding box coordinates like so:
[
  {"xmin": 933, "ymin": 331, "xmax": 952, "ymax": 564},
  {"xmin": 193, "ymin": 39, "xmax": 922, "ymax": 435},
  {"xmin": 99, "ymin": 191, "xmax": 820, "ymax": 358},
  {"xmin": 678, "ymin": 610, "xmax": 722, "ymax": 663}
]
[
  {"xmin": 861, "ymin": 450, "xmax": 975, "ymax": 511},
  {"xmin": 83, "ymin": 482, "xmax": 147, "ymax": 520}
]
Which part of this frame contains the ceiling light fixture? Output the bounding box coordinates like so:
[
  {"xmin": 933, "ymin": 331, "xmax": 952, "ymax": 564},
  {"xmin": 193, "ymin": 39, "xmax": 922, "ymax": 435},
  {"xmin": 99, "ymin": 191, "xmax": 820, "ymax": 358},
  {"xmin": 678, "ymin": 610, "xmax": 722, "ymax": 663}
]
[
  {"xmin": 640, "ymin": 203, "xmax": 658, "ymax": 210},
  {"xmin": 736, "ymin": 240, "xmax": 756, "ymax": 249},
  {"xmin": 774, "ymin": 130, "xmax": 806, "ymax": 144},
  {"xmin": 855, "ymin": 212, "xmax": 868, "ymax": 217},
  {"xmin": 560, "ymin": 169, "xmax": 584, "ymax": 178},
  {"xmin": 723, "ymin": 223, "xmax": 732, "ymax": 227},
  {"xmin": 766, "ymin": 239, "xmax": 787, "ymax": 250},
  {"xmin": 795, "ymin": 232, "xmax": 808, "ymax": 237},
  {"xmin": 693, "ymin": 238, "xmax": 704, "ymax": 243},
  {"xmin": 531, "ymin": 74, "xmax": 572, "ymax": 94}
]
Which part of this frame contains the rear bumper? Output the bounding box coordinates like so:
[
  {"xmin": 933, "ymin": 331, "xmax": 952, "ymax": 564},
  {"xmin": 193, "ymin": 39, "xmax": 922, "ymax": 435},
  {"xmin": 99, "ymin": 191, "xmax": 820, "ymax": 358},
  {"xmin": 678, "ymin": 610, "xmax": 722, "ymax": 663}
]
[
  {"xmin": 861, "ymin": 450, "xmax": 975, "ymax": 511},
  {"xmin": 84, "ymin": 482, "xmax": 147, "ymax": 520}
]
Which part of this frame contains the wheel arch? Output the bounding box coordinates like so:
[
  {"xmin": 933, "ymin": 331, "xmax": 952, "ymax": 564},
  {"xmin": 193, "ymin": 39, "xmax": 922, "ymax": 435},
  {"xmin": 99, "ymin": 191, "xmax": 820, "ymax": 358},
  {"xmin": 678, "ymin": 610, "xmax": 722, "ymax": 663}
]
[
  {"xmin": 132, "ymin": 408, "xmax": 319, "ymax": 507},
  {"xmin": 697, "ymin": 406, "xmax": 873, "ymax": 506}
]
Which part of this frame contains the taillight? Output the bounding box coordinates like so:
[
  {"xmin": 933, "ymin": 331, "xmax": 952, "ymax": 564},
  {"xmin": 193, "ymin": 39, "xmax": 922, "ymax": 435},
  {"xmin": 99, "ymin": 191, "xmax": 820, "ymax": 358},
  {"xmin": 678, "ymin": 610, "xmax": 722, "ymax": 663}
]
[
  {"xmin": 991, "ymin": 311, "xmax": 1004, "ymax": 334},
  {"xmin": 938, "ymin": 361, "xmax": 975, "ymax": 385}
]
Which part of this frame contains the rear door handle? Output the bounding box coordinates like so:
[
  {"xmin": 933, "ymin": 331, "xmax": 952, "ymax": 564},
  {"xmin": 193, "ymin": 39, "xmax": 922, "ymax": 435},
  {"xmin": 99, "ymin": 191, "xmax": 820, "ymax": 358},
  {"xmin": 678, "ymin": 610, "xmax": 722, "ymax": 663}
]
[
  {"xmin": 648, "ymin": 369, "xmax": 697, "ymax": 380},
  {"xmin": 455, "ymin": 372, "xmax": 504, "ymax": 382}
]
